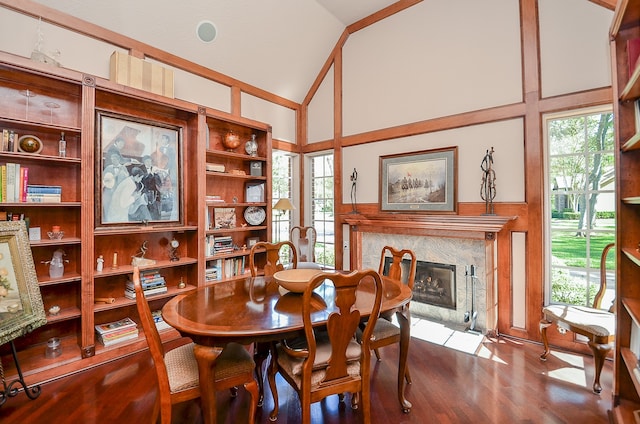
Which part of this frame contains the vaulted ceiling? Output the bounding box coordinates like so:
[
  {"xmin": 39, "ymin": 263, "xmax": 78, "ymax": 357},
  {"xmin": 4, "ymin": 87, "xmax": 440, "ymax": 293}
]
[{"xmin": 31, "ymin": 0, "xmax": 400, "ymax": 103}]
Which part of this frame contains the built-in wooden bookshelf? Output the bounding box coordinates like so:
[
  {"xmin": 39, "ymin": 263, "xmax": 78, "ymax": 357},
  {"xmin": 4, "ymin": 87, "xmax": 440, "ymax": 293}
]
[
  {"xmin": 610, "ymin": 0, "xmax": 640, "ymax": 422},
  {"xmin": 0, "ymin": 51, "xmax": 272, "ymax": 383}
]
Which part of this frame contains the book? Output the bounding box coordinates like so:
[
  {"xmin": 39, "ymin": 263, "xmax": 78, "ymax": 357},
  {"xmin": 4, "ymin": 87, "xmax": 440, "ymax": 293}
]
[
  {"xmin": 98, "ymin": 330, "xmax": 139, "ymax": 347},
  {"xmin": 26, "ymin": 193, "xmax": 62, "ymax": 203},
  {"xmin": 20, "ymin": 167, "xmax": 28, "ymax": 202},
  {"xmin": 94, "ymin": 317, "xmax": 137, "ymax": 335},
  {"xmin": 26, "ymin": 185, "xmax": 62, "ymax": 194},
  {"xmin": 5, "ymin": 162, "xmax": 15, "ymax": 202}
]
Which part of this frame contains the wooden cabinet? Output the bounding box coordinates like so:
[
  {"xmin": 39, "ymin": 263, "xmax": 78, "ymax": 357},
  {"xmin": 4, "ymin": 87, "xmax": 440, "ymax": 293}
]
[
  {"xmin": 0, "ymin": 52, "xmax": 272, "ymax": 382},
  {"xmin": 611, "ymin": 0, "xmax": 640, "ymax": 422},
  {"xmin": 203, "ymin": 117, "xmax": 271, "ymax": 282}
]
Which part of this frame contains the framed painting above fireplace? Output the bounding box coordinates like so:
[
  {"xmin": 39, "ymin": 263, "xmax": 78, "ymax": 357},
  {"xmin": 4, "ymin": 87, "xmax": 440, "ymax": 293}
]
[{"xmin": 379, "ymin": 147, "xmax": 457, "ymax": 213}]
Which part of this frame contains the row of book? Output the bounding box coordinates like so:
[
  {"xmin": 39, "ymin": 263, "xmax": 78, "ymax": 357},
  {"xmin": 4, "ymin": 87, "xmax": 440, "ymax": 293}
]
[
  {"xmin": 1, "ymin": 129, "xmax": 20, "ymax": 152},
  {"xmin": 206, "ymin": 257, "xmax": 246, "ymax": 281},
  {"xmin": 0, "ymin": 162, "xmax": 62, "ymax": 203},
  {"xmin": 124, "ymin": 269, "xmax": 168, "ymax": 299}
]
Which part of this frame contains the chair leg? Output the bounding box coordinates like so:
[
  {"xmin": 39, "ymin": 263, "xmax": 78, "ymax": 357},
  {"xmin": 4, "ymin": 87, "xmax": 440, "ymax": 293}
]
[
  {"xmin": 588, "ymin": 341, "xmax": 612, "ymax": 394},
  {"xmin": 539, "ymin": 319, "xmax": 552, "ymax": 360},
  {"xmin": 404, "ymin": 366, "xmax": 412, "ymax": 384},
  {"xmin": 254, "ymin": 342, "xmax": 270, "ymax": 407},
  {"xmin": 268, "ymin": 345, "xmax": 280, "ymax": 422},
  {"xmin": 374, "ymin": 348, "xmax": 382, "ymax": 361},
  {"xmin": 244, "ymin": 378, "xmax": 260, "ymax": 424}
]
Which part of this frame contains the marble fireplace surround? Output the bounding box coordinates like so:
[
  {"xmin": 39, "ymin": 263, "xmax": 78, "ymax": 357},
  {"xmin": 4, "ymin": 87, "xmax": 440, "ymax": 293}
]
[{"xmin": 343, "ymin": 213, "xmax": 514, "ymax": 334}]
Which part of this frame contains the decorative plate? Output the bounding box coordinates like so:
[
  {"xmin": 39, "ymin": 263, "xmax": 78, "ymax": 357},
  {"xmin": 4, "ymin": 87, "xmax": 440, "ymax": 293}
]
[
  {"xmin": 18, "ymin": 135, "xmax": 43, "ymax": 154},
  {"xmin": 244, "ymin": 206, "xmax": 266, "ymax": 226}
]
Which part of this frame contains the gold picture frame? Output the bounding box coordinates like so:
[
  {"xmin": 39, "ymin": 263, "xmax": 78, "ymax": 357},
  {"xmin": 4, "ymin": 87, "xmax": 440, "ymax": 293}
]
[{"xmin": 0, "ymin": 221, "xmax": 46, "ymax": 345}]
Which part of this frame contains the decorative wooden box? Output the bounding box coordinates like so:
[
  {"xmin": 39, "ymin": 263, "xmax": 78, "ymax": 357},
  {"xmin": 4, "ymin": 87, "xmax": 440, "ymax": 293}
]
[{"xmin": 109, "ymin": 51, "xmax": 174, "ymax": 98}]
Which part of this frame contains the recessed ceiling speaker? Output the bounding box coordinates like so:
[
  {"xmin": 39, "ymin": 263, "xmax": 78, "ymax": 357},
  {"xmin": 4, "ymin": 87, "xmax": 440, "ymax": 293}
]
[{"xmin": 196, "ymin": 20, "xmax": 217, "ymax": 43}]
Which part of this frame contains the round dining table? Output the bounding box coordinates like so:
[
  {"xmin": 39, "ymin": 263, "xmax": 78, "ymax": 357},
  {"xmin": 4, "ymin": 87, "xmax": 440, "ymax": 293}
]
[{"xmin": 162, "ymin": 272, "xmax": 413, "ymax": 423}]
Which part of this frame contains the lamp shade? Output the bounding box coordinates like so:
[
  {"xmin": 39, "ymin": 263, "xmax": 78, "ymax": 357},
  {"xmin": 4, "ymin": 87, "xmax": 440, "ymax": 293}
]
[{"xmin": 273, "ymin": 198, "xmax": 295, "ymax": 211}]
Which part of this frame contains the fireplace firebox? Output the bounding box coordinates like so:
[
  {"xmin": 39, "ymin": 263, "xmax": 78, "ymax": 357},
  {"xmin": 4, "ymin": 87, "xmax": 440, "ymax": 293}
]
[{"xmin": 383, "ymin": 258, "xmax": 456, "ymax": 310}]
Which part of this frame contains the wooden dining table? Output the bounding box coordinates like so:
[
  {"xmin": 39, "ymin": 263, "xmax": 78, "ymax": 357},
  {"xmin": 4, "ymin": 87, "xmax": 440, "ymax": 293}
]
[{"xmin": 162, "ymin": 271, "xmax": 413, "ymax": 424}]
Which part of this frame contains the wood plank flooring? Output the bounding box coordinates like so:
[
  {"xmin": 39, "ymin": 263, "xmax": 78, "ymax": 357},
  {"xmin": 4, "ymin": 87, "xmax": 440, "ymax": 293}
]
[{"xmin": 0, "ymin": 329, "xmax": 612, "ymax": 423}]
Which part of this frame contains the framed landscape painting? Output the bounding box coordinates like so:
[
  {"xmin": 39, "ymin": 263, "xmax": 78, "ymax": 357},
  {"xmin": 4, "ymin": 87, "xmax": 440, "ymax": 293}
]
[{"xmin": 380, "ymin": 147, "xmax": 457, "ymax": 213}]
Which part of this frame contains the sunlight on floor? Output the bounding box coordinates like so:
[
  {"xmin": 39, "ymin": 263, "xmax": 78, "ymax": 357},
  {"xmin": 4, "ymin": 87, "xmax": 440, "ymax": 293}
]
[
  {"xmin": 410, "ymin": 316, "xmax": 485, "ymax": 355},
  {"xmin": 408, "ymin": 316, "xmax": 595, "ymax": 390}
]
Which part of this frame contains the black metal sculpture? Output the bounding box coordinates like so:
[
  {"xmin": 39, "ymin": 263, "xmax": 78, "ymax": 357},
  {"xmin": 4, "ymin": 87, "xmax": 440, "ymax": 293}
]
[{"xmin": 480, "ymin": 147, "xmax": 496, "ymax": 215}]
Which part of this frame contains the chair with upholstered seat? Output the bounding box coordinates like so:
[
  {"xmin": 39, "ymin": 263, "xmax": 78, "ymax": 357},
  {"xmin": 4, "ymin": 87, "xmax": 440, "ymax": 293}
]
[
  {"xmin": 248, "ymin": 240, "xmax": 298, "ymax": 405},
  {"xmin": 132, "ymin": 267, "xmax": 259, "ymax": 423},
  {"xmin": 366, "ymin": 246, "xmax": 416, "ymax": 393},
  {"xmin": 539, "ymin": 242, "xmax": 615, "ymax": 394},
  {"xmin": 268, "ymin": 269, "xmax": 383, "ymax": 423},
  {"xmin": 249, "ymin": 240, "xmax": 298, "ymax": 277},
  {"xmin": 290, "ymin": 226, "xmax": 322, "ymax": 269}
]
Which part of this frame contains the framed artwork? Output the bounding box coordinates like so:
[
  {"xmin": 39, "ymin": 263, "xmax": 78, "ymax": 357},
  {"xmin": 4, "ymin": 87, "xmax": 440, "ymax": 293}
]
[
  {"xmin": 214, "ymin": 208, "xmax": 236, "ymax": 229},
  {"xmin": 96, "ymin": 111, "xmax": 182, "ymax": 228},
  {"xmin": 0, "ymin": 221, "xmax": 46, "ymax": 345},
  {"xmin": 245, "ymin": 182, "xmax": 265, "ymax": 203},
  {"xmin": 379, "ymin": 147, "xmax": 457, "ymax": 213},
  {"xmin": 247, "ymin": 236, "xmax": 260, "ymax": 248}
]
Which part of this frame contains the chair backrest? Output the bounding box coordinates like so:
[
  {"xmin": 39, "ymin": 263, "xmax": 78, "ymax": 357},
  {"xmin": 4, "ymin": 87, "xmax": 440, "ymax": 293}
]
[
  {"xmin": 301, "ymin": 269, "xmax": 383, "ymax": 385},
  {"xmin": 132, "ymin": 266, "xmax": 173, "ymax": 419},
  {"xmin": 249, "ymin": 241, "xmax": 298, "ymax": 277},
  {"xmin": 290, "ymin": 226, "xmax": 317, "ymax": 263},
  {"xmin": 378, "ymin": 246, "xmax": 417, "ymax": 289},
  {"xmin": 593, "ymin": 242, "xmax": 615, "ymax": 311}
]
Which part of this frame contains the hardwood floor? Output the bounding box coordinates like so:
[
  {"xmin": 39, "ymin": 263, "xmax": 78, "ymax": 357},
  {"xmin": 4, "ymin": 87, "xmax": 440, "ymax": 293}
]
[{"xmin": 0, "ymin": 326, "xmax": 612, "ymax": 423}]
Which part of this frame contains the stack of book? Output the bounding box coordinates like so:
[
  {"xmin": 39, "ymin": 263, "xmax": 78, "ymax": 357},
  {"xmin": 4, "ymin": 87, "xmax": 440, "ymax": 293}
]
[
  {"xmin": 213, "ymin": 236, "xmax": 234, "ymax": 254},
  {"xmin": 95, "ymin": 317, "xmax": 139, "ymax": 347},
  {"xmin": 25, "ymin": 184, "xmax": 62, "ymax": 203},
  {"xmin": 124, "ymin": 269, "xmax": 167, "ymax": 299},
  {"xmin": 205, "ymin": 266, "xmax": 218, "ymax": 282},
  {"xmin": 151, "ymin": 310, "xmax": 172, "ymax": 331}
]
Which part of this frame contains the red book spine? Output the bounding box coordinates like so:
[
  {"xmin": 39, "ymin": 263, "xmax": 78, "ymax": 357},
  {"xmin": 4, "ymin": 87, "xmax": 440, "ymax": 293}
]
[{"xmin": 21, "ymin": 167, "xmax": 28, "ymax": 203}]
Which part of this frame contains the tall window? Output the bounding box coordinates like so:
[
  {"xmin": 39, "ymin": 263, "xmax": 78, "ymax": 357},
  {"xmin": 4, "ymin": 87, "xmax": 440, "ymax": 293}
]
[
  {"xmin": 272, "ymin": 151, "xmax": 294, "ymax": 242},
  {"xmin": 309, "ymin": 153, "xmax": 335, "ymax": 268},
  {"xmin": 545, "ymin": 108, "xmax": 615, "ymax": 308}
]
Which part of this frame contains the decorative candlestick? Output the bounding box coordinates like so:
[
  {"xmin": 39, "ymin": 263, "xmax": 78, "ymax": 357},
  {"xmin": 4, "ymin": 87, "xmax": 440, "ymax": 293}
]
[{"xmin": 111, "ymin": 252, "xmax": 118, "ymax": 269}]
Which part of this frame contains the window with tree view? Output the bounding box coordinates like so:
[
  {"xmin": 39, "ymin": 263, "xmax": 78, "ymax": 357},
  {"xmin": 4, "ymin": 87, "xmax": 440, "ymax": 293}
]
[
  {"xmin": 310, "ymin": 153, "xmax": 334, "ymax": 269},
  {"xmin": 546, "ymin": 109, "xmax": 615, "ymax": 309}
]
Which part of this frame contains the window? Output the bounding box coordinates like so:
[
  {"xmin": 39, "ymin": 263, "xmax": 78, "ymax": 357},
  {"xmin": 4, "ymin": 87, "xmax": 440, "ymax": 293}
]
[
  {"xmin": 545, "ymin": 108, "xmax": 615, "ymax": 308},
  {"xmin": 308, "ymin": 153, "xmax": 335, "ymax": 268},
  {"xmin": 272, "ymin": 151, "xmax": 294, "ymax": 243}
]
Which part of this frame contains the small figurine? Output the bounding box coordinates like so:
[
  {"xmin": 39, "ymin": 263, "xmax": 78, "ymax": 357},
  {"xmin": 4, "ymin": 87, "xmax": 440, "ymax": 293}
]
[
  {"xmin": 96, "ymin": 255, "xmax": 104, "ymax": 272},
  {"xmin": 43, "ymin": 249, "xmax": 68, "ymax": 279},
  {"xmin": 177, "ymin": 277, "xmax": 186, "ymax": 289}
]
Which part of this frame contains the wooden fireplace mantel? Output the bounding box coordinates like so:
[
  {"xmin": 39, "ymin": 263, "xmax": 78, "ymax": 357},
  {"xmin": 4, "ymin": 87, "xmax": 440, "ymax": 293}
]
[{"xmin": 342, "ymin": 213, "xmax": 516, "ymax": 240}]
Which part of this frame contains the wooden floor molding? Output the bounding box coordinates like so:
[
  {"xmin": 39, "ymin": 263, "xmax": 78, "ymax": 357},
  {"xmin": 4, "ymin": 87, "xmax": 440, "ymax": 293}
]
[{"xmin": 0, "ymin": 332, "xmax": 612, "ymax": 423}]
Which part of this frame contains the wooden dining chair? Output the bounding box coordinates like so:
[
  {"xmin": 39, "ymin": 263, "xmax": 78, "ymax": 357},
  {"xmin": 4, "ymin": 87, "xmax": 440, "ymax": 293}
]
[
  {"xmin": 132, "ymin": 267, "xmax": 259, "ymax": 423},
  {"xmin": 248, "ymin": 240, "xmax": 298, "ymax": 405},
  {"xmin": 290, "ymin": 226, "xmax": 322, "ymax": 269},
  {"xmin": 539, "ymin": 242, "xmax": 615, "ymax": 394},
  {"xmin": 366, "ymin": 246, "xmax": 417, "ymax": 385},
  {"xmin": 268, "ymin": 269, "xmax": 383, "ymax": 423},
  {"xmin": 249, "ymin": 240, "xmax": 298, "ymax": 277}
]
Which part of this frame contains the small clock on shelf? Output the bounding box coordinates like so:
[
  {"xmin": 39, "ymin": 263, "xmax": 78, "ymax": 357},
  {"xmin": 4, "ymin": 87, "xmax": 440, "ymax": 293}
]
[{"xmin": 169, "ymin": 238, "xmax": 180, "ymax": 261}]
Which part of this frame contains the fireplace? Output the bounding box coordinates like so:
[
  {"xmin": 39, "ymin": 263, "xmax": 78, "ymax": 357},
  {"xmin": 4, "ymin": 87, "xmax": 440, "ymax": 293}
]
[
  {"xmin": 413, "ymin": 261, "xmax": 456, "ymax": 309},
  {"xmin": 344, "ymin": 213, "xmax": 515, "ymax": 335}
]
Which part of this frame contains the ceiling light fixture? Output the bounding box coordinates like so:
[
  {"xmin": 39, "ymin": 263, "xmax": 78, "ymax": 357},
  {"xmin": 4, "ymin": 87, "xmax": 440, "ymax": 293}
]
[{"xmin": 196, "ymin": 20, "xmax": 217, "ymax": 43}]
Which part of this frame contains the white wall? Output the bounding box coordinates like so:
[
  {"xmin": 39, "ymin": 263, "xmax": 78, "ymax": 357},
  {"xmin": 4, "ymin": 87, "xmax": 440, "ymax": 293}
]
[{"xmin": 0, "ymin": 8, "xmax": 297, "ymax": 143}]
